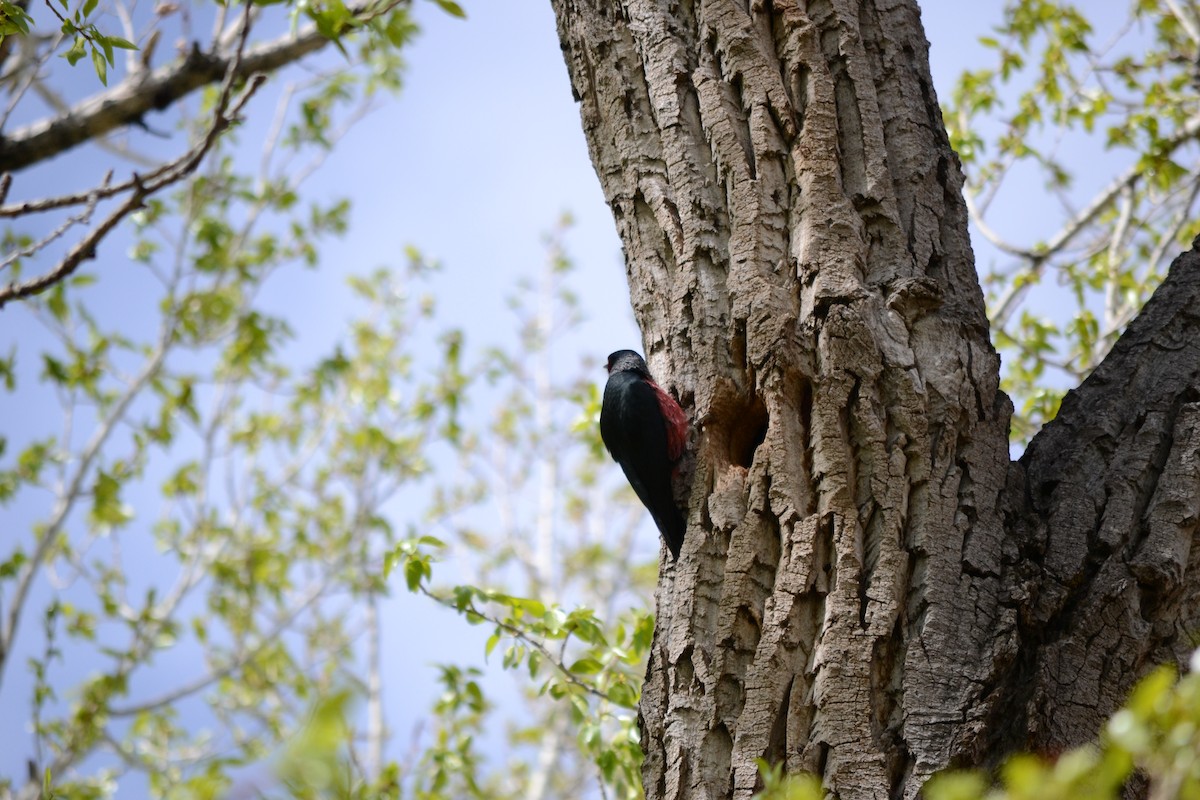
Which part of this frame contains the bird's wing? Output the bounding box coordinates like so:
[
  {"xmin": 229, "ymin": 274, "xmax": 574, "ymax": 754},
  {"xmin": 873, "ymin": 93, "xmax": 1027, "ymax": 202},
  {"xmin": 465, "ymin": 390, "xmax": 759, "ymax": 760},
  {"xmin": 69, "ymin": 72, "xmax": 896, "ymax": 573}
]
[{"xmin": 647, "ymin": 380, "xmax": 688, "ymax": 461}]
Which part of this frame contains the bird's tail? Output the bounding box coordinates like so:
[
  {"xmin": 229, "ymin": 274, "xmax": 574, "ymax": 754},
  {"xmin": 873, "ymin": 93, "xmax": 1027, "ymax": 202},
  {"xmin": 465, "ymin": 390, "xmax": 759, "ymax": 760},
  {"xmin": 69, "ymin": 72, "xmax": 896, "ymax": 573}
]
[{"xmin": 654, "ymin": 505, "xmax": 685, "ymax": 560}]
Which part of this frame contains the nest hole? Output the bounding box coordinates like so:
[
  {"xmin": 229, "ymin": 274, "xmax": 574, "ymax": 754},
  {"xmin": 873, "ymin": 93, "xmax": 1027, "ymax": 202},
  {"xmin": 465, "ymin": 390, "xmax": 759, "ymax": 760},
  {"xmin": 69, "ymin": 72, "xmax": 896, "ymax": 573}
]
[{"xmin": 728, "ymin": 394, "xmax": 769, "ymax": 468}]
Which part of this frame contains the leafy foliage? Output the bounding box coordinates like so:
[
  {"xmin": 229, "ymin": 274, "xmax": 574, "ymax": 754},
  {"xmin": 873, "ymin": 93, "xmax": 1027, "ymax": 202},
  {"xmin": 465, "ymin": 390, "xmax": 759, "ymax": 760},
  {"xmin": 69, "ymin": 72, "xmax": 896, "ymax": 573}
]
[
  {"xmin": 388, "ymin": 536, "xmax": 651, "ymax": 797},
  {"xmin": 0, "ymin": 15, "xmax": 441, "ymax": 792},
  {"xmin": 944, "ymin": 0, "xmax": 1200, "ymax": 441},
  {"xmin": 752, "ymin": 762, "xmax": 822, "ymax": 800},
  {"xmin": 383, "ymin": 223, "xmax": 658, "ymax": 799},
  {"xmin": 924, "ymin": 652, "xmax": 1200, "ymax": 800},
  {"xmin": 6, "ymin": 0, "xmax": 1200, "ymax": 798},
  {"xmin": 0, "ymin": 0, "xmax": 420, "ymax": 308}
]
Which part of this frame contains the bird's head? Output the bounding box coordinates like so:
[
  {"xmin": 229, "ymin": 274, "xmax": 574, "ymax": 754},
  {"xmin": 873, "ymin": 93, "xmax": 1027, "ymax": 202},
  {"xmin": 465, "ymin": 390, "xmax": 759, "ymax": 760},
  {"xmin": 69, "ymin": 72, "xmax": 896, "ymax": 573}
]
[{"xmin": 605, "ymin": 349, "xmax": 651, "ymax": 377}]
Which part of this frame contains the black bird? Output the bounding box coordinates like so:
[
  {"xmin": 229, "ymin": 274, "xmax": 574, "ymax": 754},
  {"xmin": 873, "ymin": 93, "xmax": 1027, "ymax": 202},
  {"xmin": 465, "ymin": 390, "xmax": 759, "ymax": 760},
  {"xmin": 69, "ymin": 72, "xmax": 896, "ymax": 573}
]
[{"xmin": 600, "ymin": 350, "xmax": 688, "ymax": 559}]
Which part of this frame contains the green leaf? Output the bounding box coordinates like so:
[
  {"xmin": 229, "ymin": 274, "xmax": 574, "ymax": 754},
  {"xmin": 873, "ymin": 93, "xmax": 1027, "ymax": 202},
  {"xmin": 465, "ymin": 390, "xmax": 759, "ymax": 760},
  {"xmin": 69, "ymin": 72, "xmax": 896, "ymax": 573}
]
[
  {"xmin": 162, "ymin": 462, "xmax": 200, "ymax": 497},
  {"xmin": 18, "ymin": 441, "xmax": 53, "ymax": 482},
  {"xmin": 91, "ymin": 469, "xmax": 132, "ymax": 527},
  {"xmin": 1125, "ymin": 665, "xmax": 1176, "ymax": 720},
  {"xmin": 0, "ymin": 548, "xmax": 27, "ymax": 579},
  {"xmin": 569, "ymin": 657, "xmax": 603, "ymax": 675},
  {"xmin": 608, "ymin": 681, "xmax": 637, "ymax": 708},
  {"xmin": 453, "ymin": 585, "xmax": 475, "ymax": 611},
  {"xmin": 46, "ymin": 285, "xmax": 68, "ymax": 323},
  {"xmin": 90, "ymin": 45, "xmax": 107, "ymax": 85},
  {"xmin": 0, "ymin": 347, "xmax": 16, "ymax": 391},
  {"xmin": 404, "ymin": 557, "xmax": 425, "ymax": 591},
  {"xmin": 433, "ymin": 0, "xmax": 466, "ymax": 18}
]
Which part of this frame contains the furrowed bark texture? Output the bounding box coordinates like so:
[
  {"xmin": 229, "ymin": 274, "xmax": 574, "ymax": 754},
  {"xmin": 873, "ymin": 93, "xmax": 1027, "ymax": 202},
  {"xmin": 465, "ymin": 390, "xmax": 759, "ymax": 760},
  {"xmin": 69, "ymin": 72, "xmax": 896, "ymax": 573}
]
[
  {"xmin": 553, "ymin": 0, "xmax": 1011, "ymax": 796},
  {"xmin": 550, "ymin": 0, "xmax": 1200, "ymax": 798},
  {"xmin": 1000, "ymin": 245, "xmax": 1200, "ymax": 758}
]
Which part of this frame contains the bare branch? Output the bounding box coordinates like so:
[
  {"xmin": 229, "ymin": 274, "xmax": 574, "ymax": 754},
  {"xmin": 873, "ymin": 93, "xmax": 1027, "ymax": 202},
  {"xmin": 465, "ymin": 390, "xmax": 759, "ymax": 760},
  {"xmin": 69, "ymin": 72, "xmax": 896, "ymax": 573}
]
[
  {"xmin": 106, "ymin": 579, "xmax": 329, "ymax": 718},
  {"xmin": 0, "ymin": 171, "xmax": 109, "ymax": 273},
  {"xmin": 972, "ymin": 113, "xmax": 1200, "ymax": 267},
  {"xmin": 364, "ymin": 591, "xmax": 384, "ymax": 780},
  {"xmin": 1164, "ymin": 0, "xmax": 1200, "ymax": 45},
  {"xmin": 29, "ymin": 78, "xmax": 161, "ymax": 168},
  {"xmin": 1148, "ymin": 176, "xmax": 1200, "ymax": 277},
  {"xmin": 0, "ymin": 48, "xmax": 266, "ymax": 306},
  {"xmin": 964, "ymin": 190, "xmax": 1034, "ymax": 258},
  {"xmin": 0, "ymin": 26, "xmax": 63, "ymax": 132},
  {"xmin": 0, "ymin": 177, "xmax": 148, "ymax": 302},
  {"xmin": 526, "ymin": 715, "xmax": 567, "ymax": 800},
  {"xmin": 1108, "ymin": 176, "xmax": 1200, "ymax": 336},
  {"xmin": 988, "ymin": 256, "xmax": 1044, "ymax": 330},
  {"xmin": 0, "ymin": 0, "xmax": 404, "ymax": 173},
  {"xmin": 1102, "ymin": 184, "xmax": 1135, "ymax": 335}
]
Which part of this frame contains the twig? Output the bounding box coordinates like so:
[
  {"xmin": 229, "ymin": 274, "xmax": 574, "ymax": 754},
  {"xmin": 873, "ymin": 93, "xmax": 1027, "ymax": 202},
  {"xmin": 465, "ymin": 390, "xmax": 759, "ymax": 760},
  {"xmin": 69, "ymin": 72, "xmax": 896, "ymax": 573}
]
[
  {"xmin": 1107, "ymin": 174, "xmax": 1200, "ymax": 336},
  {"xmin": 971, "ymin": 113, "xmax": 1200, "ymax": 264},
  {"xmin": 0, "ymin": 21, "xmax": 265, "ymax": 307},
  {"xmin": 989, "ymin": 255, "xmax": 1045, "ymax": 330},
  {"xmin": 0, "ymin": 0, "xmax": 408, "ymax": 173},
  {"xmin": 0, "ymin": 176, "xmax": 148, "ymax": 302},
  {"xmin": 1102, "ymin": 184, "xmax": 1135, "ymax": 334},
  {"xmin": 420, "ymin": 585, "xmax": 616, "ymax": 704},
  {"xmin": 0, "ymin": 25, "xmax": 63, "ymax": 132},
  {"xmin": 1164, "ymin": 0, "xmax": 1200, "ymax": 45},
  {"xmin": 0, "ymin": 172, "xmax": 110, "ymax": 273},
  {"xmin": 1147, "ymin": 175, "xmax": 1200, "ymax": 276},
  {"xmin": 107, "ymin": 579, "xmax": 329, "ymax": 717},
  {"xmin": 0, "ymin": 74, "xmax": 260, "ymax": 219}
]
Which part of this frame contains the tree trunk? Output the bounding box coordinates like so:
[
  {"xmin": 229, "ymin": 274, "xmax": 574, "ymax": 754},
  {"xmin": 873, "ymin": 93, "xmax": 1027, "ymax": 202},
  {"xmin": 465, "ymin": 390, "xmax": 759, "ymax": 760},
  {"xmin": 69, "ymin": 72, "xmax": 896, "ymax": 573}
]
[{"xmin": 548, "ymin": 0, "xmax": 1200, "ymax": 798}]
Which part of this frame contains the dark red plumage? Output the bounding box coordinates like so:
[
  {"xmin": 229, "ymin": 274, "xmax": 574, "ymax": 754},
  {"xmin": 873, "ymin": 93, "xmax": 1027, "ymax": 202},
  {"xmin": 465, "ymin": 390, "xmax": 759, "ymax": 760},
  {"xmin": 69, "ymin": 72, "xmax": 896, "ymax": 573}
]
[{"xmin": 600, "ymin": 350, "xmax": 688, "ymax": 560}]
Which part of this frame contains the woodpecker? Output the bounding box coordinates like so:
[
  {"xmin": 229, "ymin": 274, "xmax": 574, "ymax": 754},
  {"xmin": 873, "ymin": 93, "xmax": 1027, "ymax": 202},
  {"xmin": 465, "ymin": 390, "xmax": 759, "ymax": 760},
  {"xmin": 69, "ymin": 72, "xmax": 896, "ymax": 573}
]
[{"xmin": 600, "ymin": 350, "xmax": 688, "ymax": 559}]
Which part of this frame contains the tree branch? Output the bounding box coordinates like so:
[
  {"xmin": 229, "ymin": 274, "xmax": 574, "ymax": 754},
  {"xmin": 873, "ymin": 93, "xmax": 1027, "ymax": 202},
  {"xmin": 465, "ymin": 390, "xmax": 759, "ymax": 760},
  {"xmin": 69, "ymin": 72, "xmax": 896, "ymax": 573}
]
[
  {"xmin": 420, "ymin": 585, "xmax": 616, "ymax": 704},
  {"xmin": 1163, "ymin": 0, "xmax": 1200, "ymax": 45},
  {"xmin": 1003, "ymin": 241, "xmax": 1200, "ymax": 754},
  {"xmin": 106, "ymin": 579, "xmax": 329, "ymax": 718},
  {"xmin": 0, "ymin": 30, "xmax": 266, "ymax": 307},
  {"xmin": 0, "ymin": 0, "xmax": 401, "ymax": 173},
  {"xmin": 0, "ymin": 2, "xmax": 258, "ymax": 677},
  {"xmin": 0, "ymin": 330, "xmax": 168, "ymax": 684},
  {"xmin": 971, "ymin": 112, "xmax": 1200, "ymax": 267},
  {"xmin": 0, "ymin": 174, "xmax": 108, "ymax": 271}
]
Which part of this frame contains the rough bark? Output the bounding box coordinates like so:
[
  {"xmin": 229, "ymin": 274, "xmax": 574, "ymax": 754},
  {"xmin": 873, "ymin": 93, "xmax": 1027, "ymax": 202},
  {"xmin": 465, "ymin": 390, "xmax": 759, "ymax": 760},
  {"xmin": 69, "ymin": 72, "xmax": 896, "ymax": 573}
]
[
  {"xmin": 1001, "ymin": 246, "xmax": 1200, "ymax": 758},
  {"xmin": 548, "ymin": 0, "xmax": 1200, "ymax": 798}
]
